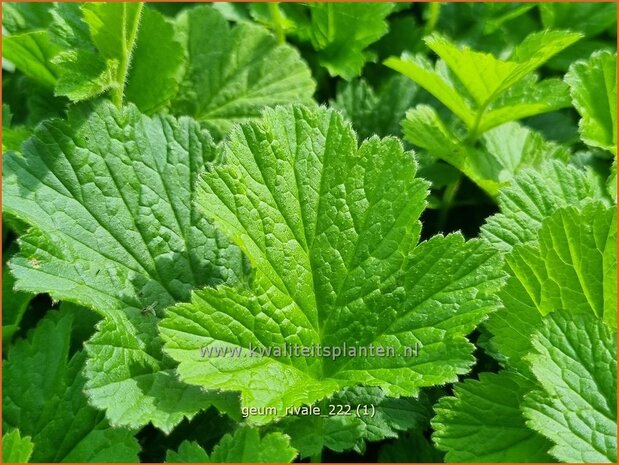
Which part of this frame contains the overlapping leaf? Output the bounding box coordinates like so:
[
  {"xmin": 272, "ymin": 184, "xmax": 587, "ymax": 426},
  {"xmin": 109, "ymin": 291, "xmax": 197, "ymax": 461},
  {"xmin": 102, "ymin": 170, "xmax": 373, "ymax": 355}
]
[
  {"xmin": 3, "ymin": 309, "xmax": 140, "ymax": 462},
  {"xmin": 523, "ymin": 312, "xmax": 617, "ymax": 463},
  {"xmin": 432, "ymin": 372, "xmax": 553, "ymax": 462},
  {"xmin": 3, "ymin": 100, "xmax": 247, "ymax": 432},
  {"xmin": 171, "ymin": 6, "xmax": 315, "ymax": 139},
  {"xmin": 166, "ymin": 427, "xmax": 297, "ymax": 463},
  {"xmin": 565, "ymin": 51, "xmax": 617, "ymax": 155},
  {"xmin": 486, "ymin": 202, "xmax": 616, "ymax": 372}
]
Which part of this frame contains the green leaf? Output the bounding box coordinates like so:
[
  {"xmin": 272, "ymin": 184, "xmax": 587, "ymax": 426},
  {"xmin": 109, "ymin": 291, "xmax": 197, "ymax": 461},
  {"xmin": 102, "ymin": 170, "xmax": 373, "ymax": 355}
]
[
  {"xmin": 166, "ymin": 441, "xmax": 210, "ymax": 463},
  {"xmin": 160, "ymin": 105, "xmax": 504, "ymax": 422},
  {"xmin": 211, "ymin": 426, "xmax": 297, "ymax": 463},
  {"xmin": 2, "ymin": 430, "xmax": 34, "ymax": 464},
  {"xmin": 403, "ymin": 107, "xmax": 571, "ymax": 195},
  {"xmin": 282, "ymin": 387, "xmax": 432, "ymax": 457},
  {"xmin": 52, "ymin": 49, "xmax": 117, "ymax": 101},
  {"xmin": 2, "ymin": 100, "xmax": 247, "ymax": 432},
  {"xmin": 331, "ymin": 75, "xmax": 418, "ymax": 140},
  {"xmin": 2, "ymin": 3, "xmax": 52, "ymax": 33},
  {"xmin": 432, "ymin": 372, "xmax": 553, "ymax": 462},
  {"xmin": 481, "ymin": 160, "xmax": 605, "ymax": 251},
  {"xmin": 540, "ymin": 3, "xmax": 617, "ymax": 37},
  {"xmin": 387, "ymin": 30, "xmax": 581, "ymax": 135},
  {"xmin": 123, "ymin": 7, "xmax": 185, "ymax": 114},
  {"xmin": 2, "ymin": 104, "xmax": 32, "ymax": 153},
  {"xmin": 51, "ymin": 3, "xmax": 184, "ymax": 113},
  {"xmin": 385, "ymin": 54, "xmax": 476, "ymax": 128},
  {"xmin": 304, "ymin": 3, "xmax": 395, "ymax": 79},
  {"xmin": 486, "ymin": 202, "xmax": 616, "ymax": 372},
  {"xmin": 523, "ymin": 311, "xmax": 617, "ymax": 463},
  {"xmin": 482, "ymin": 123, "xmax": 570, "ymax": 179},
  {"xmin": 2, "ymin": 309, "xmax": 140, "ymax": 462},
  {"xmin": 167, "ymin": 427, "xmax": 297, "ymax": 463},
  {"xmin": 565, "ymin": 51, "xmax": 617, "ymax": 155},
  {"xmin": 401, "ymin": 105, "xmax": 502, "ymax": 195},
  {"xmin": 2, "ymin": 246, "xmax": 34, "ymax": 344},
  {"xmin": 171, "ymin": 6, "xmax": 315, "ymax": 140},
  {"xmin": 3, "ymin": 31, "xmax": 62, "ymax": 88},
  {"xmin": 477, "ymin": 76, "xmax": 571, "ymax": 134}
]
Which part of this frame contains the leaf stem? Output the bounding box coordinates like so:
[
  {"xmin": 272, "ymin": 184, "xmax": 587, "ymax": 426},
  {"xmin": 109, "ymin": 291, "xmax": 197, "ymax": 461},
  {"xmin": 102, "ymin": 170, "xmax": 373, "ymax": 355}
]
[
  {"xmin": 438, "ymin": 177, "xmax": 461, "ymax": 232},
  {"xmin": 424, "ymin": 3, "xmax": 441, "ymax": 34},
  {"xmin": 111, "ymin": 2, "xmax": 144, "ymax": 108},
  {"xmin": 268, "ymin": 3, "xmax": 285, "ymax": 44}
]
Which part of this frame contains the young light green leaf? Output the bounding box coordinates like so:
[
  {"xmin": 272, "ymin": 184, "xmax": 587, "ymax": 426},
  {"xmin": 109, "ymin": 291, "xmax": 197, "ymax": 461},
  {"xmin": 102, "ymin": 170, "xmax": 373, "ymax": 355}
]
[
  {"xmin": 171, "ymin": 6, "xmax": 315, "ymax": 140},
  {"xmin": 303, "ymin": 3, "xmax": 395, "ymax": 79},
  {"xmin": 2, "ymin": 430, "xmax": 34, "ymax": 464},
  {"xmin": 160, "ymin": 105, "xmax": 504, "ymax": 421},
  {"xmin": 2, "ymin": 101, "xmax": 247, "ymax": 432},
  {"xmin": 3, "ymin": 31, "xmax": 62, "ymax": 88},
  {"xmin": 523, "ymin": 312, "xmax": 617, "ymax": 463},
  {"xmin": 565, "ymin": 51, "xmax": 617, "ymax": 155},
  {"xmin": 403, "ymin": 107, "xmax": 571, "ymax": 196},
  {"xmin": 481, "ymin": 160, "xmax": 605, "ymax": 251},
  {"xmin": 486, "ymin": 202, "xmax": 616, "ymax": 372},
  {"xmin": 3, "ymin": 309, "xmax": 140, "ymax": 462},
  {"xmin": 331, "ymin": 75, "xmax": 418, "ymax": 140},
  {"xmin": 387, "ymin": 30, "xmax": 580, "ymax": 136},
  {"xmin": 385, "ymin": 54, "xmax": 476, "ymax": 128},
  {"xmin": 432, "ymin": 372, "xmax": 553, "ymax": 462}
]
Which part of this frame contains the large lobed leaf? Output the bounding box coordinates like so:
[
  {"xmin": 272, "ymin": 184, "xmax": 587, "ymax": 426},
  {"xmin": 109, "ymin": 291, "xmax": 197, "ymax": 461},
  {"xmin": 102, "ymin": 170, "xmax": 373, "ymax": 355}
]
[
  {"xmin": 2, "ymin": 100, "xmax": 247, "ymax": 432},
  {"xmin": 523, "ymin": 312, "xmax": 617, "ymax": 463},
  {"xmin": 160, "ymin": 105, "xmax": 504, "ymax": 422}
]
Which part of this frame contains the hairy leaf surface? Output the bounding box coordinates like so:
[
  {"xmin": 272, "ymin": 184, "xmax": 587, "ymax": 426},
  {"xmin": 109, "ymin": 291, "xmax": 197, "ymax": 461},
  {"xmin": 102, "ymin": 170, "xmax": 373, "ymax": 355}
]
[{"xmin": 3, "ymin": 101, "xmax": 246, "ymax": 432}]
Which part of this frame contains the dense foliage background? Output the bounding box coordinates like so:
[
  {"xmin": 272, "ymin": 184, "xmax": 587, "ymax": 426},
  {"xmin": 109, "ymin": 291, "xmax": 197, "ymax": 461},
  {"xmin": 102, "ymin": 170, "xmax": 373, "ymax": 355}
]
[{"xmin": 2, "ymin": 2, "xmax": 617, "ymax": 463}]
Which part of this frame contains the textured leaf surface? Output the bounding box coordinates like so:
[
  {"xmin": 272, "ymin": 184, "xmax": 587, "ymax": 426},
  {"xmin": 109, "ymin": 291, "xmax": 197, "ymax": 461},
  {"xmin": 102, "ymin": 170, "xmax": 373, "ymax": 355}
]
[
  {"xmin": 403, "ymin": 108, "xmax": 571, "ymax": 195},
  {"xmin": 566, "ymin": 51, "xmax": 617, "ymax": 155},
  {"xmin": 2, "ymin": 430, "xmax": 34, "ymax": 464},
  {"xmin": 282, "ymin": 387, "xmax": 432, "ymax": 457},
  {"xmin": 481, "ymin": 160, "xmax": 605, "ymax": 251},
  {"xmin": 304, "ymin": 3, "xmax": 394, "ymax": 79},
  {"xmin": 331, "ymin": 76, "xmax": 417, "ymax": 140},
  {"xmin": 523, "ymin": 312, "xmax": 617, "ymax": 463},
  {"xmin": 432, "ymin": 372, "xmax": 553, "ymax": 462},
  {"xmin": 486, "ymin": 202, "xmax": 616, "ymax": 372},
  {"xmin": 160, "ymin": 105, "xmax": 504, "ymax": 421},
  {"xmin": 2, "ymin": 101, "xmax": 246, "ymax": 432},
  {"xmin": 172, "ymin": 6, "xmax": 315, "ymax": 139},
  {"xmin": 3, "ymin": 309, "xmax": 140, "ymax": 462},
  {"xmin": 167, "ymin": 427, "xmax": 297, "ymax": 463}
]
